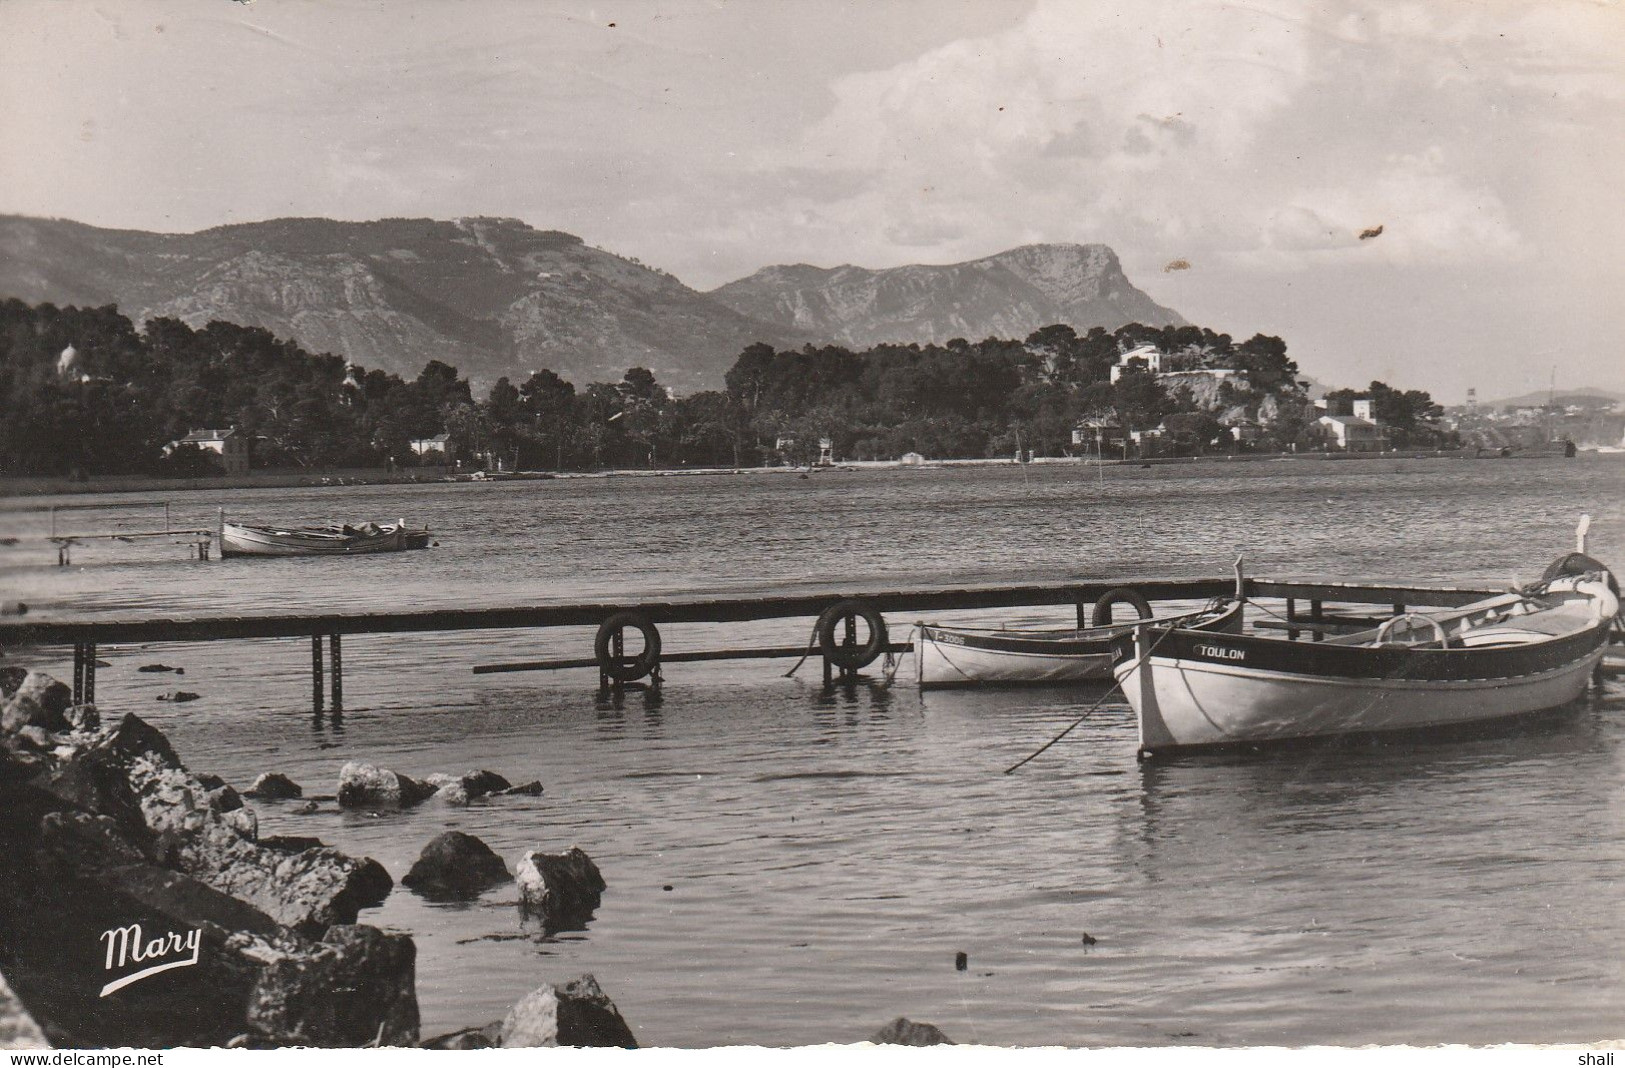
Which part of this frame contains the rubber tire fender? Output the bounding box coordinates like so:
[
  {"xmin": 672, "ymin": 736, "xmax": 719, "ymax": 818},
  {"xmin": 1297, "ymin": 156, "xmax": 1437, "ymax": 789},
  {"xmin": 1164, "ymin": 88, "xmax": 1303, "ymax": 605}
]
[
  {"xmin": 594, "ymin": 611, "xmax": 663, "ymax": 682},
  {"xmin": 1091, "ymin": 587, "xmax": 1155, "ymax": 627},
  {"xmin": 817, "ymin": 600, "xmax": 889, "ymax": 670}
]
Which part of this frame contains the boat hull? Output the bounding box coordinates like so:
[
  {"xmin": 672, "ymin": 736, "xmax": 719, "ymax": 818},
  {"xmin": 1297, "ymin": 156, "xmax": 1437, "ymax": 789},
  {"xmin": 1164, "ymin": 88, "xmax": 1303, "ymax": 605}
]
[
  {"xmin": 917, "ymin": 600, "xmax": 1243, "ymax": 689},
  {"xmin": 916, "ymin": 628, "xmax": 1115, "ymax": 687},
  {"xmin": 1114, "ymin": 582, "xmax": 1615, "ymax": 755},
  {"xmin": 220, "ymin": 523, "xmax": 422, "ymax": 557}
]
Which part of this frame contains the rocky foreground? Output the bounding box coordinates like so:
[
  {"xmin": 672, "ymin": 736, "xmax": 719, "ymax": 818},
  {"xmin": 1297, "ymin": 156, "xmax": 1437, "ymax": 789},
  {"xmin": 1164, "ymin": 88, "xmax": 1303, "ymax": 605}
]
[
  {"xmin": 0, "ymin": 670, "xmax": 626, "ymax": 1049},
  {"xmin": 0, "ymin": 669, "xmax": 956, "ymax": 1050}
]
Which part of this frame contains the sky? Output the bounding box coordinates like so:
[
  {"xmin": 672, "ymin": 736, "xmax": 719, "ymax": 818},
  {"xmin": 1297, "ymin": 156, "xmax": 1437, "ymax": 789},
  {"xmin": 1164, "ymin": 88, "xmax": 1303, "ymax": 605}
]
[{"xmin": 2, "ymin": 0, "xmax": 1622, "ymax": 401}]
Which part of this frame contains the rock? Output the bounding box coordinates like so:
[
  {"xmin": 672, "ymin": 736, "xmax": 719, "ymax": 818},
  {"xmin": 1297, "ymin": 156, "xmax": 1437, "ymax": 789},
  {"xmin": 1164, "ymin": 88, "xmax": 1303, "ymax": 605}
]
[
  {"xmin": 497, "ymin": 780, "xmax": 544, "ymax": 797},
  {"xmin": 65, "ymin": 703, "xmax": 99, "ymax": 732},
  {"xmin": 426, "ymin": 769, "xmax": 510, "ymax": 800},
  {"xmin": 246, "ymin": 925, "xmax": 419, "ymax": 1047},
  {"xmin": 460, "ymin": 770, "xmax": 511, "ymax": 798},
  {"xmin": 0, "ymin": 668, "xmax": 27, "ymax": 700},
  {"xmin": 514, "ymin": 847, "xmax": 604, "ymax": 928},
  {"xmin": 245, "ymin": 773, "xmax": 303, "ymax": 800},
  {"xmin": 7, "ymin": 780, "xmax": 415, "ymax": 1048},
  {"xmin": 222, "ymin": 807, "xmax": 258, "ymax": 840},
  {"xmin": 157, "ymin": 691, "xmax": 201, "ymax": 703},
  {"xmin": 1, "ymin": 673, "xmax": 72, "ymax": 735},
  {"xmin": 43, "ymin": 722, "xmax": 392, "ymax": 935},
  {"xmin": 501, "ymin": 975, "xmax": 636, "ymax": 1048},
  {"xmin": 401, "ymin": 832, "xmax": 511, "ymax": 899},
  {"xmin": 14, "ymin": 726, "xmax": 52, "ymax": 751},
  {"xmin": 197, "ymin": 776, "xmax": 244, "ymax": 813},
  {"xmin": 869, "ymin": 1017, "xmax": 954, "ymax": 1046},
  {"xmin": 430, "ymin": 782, "xmax": 469, "ymax": 806},
  {"xmin": 422, "ymin": 1020, "xmax": 503, "ymax": 1049},
  {"xmin": 137, "ymin": 664, "xmax": 180, "ymax": 673},
  {"xmin": 0, "ymin": 968, "xmax": 49, "ymax": 1050},
  {"xmin": 336, "ymin": 762, "xmax": 433, "ymax": 808},
  {"xmin": 259, "ymin": 835, "xmax": 326, "ymax": 854}
]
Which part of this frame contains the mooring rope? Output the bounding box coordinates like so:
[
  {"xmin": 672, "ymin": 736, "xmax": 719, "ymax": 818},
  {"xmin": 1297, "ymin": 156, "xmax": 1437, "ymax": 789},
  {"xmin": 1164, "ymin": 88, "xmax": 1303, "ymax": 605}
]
[
  {"xmin": 781, "ymin": 618, "xmax": 824, "ymax": 678},
  {"xmin": 1003, "ymin": 624, "xmax": 1179, "ymax": 775}
]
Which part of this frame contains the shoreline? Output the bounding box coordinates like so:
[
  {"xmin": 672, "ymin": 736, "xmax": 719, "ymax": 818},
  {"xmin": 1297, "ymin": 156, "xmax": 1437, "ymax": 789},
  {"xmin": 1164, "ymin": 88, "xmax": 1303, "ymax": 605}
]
[{"xmin": 0, "ymin": 448, "xmax": 1602, "ymax": 500}]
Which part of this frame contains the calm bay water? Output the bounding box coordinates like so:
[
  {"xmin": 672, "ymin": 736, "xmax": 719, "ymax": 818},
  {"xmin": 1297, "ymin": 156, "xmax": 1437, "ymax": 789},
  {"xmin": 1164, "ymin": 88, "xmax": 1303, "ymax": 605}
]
[{"xmin": 3, "ymin": 456, "xmax": 1624, "ymax": 1047}]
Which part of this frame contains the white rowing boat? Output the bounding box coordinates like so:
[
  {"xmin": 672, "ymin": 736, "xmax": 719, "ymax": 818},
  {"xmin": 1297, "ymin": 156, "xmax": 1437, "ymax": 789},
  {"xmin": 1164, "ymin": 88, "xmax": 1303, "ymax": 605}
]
[
  {"xmin": 1113, "ymin": 550, "xmax": 1620, "ymax": 756},
  {"xmin": 219, "ymin": 521, "xmax": 430, "ymax": 558}
]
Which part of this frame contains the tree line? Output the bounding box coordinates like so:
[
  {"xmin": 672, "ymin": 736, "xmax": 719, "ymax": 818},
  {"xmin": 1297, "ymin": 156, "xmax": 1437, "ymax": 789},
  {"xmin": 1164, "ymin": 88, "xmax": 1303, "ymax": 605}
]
[{"xmin": 0, "ymin": 299, "xmax": 1446, "ymax": 478}]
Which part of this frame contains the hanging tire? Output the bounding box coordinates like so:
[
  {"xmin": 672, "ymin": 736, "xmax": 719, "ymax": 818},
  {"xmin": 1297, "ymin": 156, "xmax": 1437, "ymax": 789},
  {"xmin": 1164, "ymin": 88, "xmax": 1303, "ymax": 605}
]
[
  {"xmin": 817, "ymin": 599, "xmax": 889, "ymax": 670},
  {"xmin": 1091, "ymin": 587, "xmax": 1154, "ymax": 627},
  {"xmin": 594, "ymin": 611, "xmax": 662, "ymax": 682}
]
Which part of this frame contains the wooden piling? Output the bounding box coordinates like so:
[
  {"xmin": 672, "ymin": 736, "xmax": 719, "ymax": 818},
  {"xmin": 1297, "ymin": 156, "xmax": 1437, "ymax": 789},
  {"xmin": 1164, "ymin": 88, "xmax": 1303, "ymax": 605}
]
[
  {"xmin": 329, "ymin": 634, "xmax": 343, "ymax": 711},
  {"xmin": 311, "ymin": 635, "xmax": 324, "ymax": 714}
]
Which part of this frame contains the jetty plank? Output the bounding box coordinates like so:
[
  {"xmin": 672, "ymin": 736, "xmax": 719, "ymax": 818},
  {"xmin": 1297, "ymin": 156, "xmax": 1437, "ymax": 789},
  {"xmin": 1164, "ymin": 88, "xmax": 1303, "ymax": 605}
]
[{"xmin": 0, "ymin": 576, "xmax": 1502, "ymax": 648}]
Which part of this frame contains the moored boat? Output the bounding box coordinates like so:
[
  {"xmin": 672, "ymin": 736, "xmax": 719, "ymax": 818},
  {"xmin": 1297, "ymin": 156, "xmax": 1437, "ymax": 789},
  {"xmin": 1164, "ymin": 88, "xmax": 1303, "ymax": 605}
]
[
  {"xmin": 915, "ymin": 567, "xmax": 1247, "ymax": 689},
  {"xmin": 219, "ymin": 520, "xmax": 431, "ymax": 558},
  {"xmin": 1113, "ymin": 551, "xmax": 1621, "ymax": 756}
]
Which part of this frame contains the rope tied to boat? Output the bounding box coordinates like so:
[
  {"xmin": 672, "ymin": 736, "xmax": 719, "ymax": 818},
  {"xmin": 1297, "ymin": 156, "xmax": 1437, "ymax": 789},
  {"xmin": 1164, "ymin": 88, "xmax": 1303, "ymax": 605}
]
[{"xmin": 1003, "ymin": 623, "xmax": 1181, "ymax": 775}]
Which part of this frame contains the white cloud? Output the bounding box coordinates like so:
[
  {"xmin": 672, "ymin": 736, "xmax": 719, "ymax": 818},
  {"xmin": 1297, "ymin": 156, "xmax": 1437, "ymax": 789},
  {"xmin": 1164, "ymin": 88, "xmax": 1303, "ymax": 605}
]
[{"xmin": 709, "ymin": 0, "xmax": 1620, "ymax": 277}]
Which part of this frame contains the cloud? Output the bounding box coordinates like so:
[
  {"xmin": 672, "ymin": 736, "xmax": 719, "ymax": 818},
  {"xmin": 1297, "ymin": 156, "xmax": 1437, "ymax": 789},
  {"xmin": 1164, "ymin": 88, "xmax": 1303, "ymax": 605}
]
[{"xmin": 703, "ymin": 0, "xmax": 1620, "ymax": 278}]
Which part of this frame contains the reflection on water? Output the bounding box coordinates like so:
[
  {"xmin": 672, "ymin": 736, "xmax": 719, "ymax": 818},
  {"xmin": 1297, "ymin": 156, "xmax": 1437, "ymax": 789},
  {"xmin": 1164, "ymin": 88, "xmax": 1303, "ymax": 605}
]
[{"xmin": 2, "ymin": 458, "xmax": 1624, "ymax": 1046}]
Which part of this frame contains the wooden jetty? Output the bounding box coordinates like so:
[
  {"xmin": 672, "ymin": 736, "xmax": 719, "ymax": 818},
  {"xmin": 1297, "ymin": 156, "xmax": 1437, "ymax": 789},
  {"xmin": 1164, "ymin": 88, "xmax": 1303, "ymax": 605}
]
[
  {"xmin": 0, "ymin": 574, "xmax": 1531, "ymax": 713},
  {"xmin": 0, "ymin": 500, "xmax": 215, "ymax": 564}
]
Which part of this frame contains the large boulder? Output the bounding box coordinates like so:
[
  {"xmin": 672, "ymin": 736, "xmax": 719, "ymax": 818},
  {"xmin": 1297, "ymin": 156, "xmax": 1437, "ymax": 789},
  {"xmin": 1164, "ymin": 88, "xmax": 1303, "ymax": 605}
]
[
  {"xmin": 401, "ymin": 832, "xmax": 511, "ymax": 899},
  {"xmin": 40, "ymin": 715, "xmax": 390, "ymax": 936},
  {"xmin": 501, "ymin": 975, "xmax": 636, "ymax": 1048},
  {"xmin": 514, "ymin": 847, "xmax": 604, "ymax": 929},
  {"xmin": 336, "ymin": 762, "xmax": 433, "ymax": 808},
  {"xmin": 1, "ymin": 673, "xmax": 72, "ymax": 736},
  {"xmin": 869, "ymin": 1017, "xmax": 954, "ymax": 1045},
  {"xmin": 246, "ymin": 925, "xmax": 419, "ymax": 1047},
  {"xmin": 4, "ymin": 780, "xmax": 416, "ymax": 1048}
]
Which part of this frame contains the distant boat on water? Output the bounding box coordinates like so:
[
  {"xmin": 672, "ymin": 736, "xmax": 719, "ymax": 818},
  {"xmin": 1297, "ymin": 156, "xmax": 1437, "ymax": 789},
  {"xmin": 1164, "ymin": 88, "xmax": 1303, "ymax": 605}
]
[{"xmin": 219, "ymin": 519, "xmax": 431, "ymax": 557}]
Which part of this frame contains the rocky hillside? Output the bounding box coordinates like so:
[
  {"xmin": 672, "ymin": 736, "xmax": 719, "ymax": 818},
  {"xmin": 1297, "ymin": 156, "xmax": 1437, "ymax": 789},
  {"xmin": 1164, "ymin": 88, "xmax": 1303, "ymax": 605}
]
[
  {"xmin": 709, "ymin": 243, "xmax": 1184, "ymax": 349},
  {"xmin": 0, "ymin": 215, "xmax": 809, "ymax": 391}
]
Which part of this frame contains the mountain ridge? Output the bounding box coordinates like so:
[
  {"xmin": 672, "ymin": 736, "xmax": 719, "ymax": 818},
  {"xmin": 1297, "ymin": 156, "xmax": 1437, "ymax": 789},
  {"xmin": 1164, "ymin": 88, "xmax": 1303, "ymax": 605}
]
[{"xmin": 0, "ymin": 214, "xmax": 1184, "ymax": 389}]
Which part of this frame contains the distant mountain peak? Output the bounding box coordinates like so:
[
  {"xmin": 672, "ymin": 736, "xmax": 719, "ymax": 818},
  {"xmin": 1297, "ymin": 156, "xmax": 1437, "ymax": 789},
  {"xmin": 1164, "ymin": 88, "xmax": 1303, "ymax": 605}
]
[{"xmin": 710, "ymin": 242, "xmax": 1182, "ymax": 348}]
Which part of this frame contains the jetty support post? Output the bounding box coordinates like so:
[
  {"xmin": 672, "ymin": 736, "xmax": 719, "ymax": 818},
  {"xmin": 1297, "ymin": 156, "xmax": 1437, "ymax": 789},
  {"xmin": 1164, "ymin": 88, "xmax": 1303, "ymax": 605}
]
[
  {"xmin": 329, "ymin": 633, "xmax": 343, "ymax": 712},
  {"xmin": 842, "ymin": 614, "xmax": 859, "ymax": 682},
  {"xmin": 311, "ymin": 635, "xmax": 324, "ymax": 715},
  {"xmin": 1310, "ymin": 599, "xmax": 1325, "ymax": 642},
  {"xmin": 70, "ymin": 642, "xmax": 97, "ymax": 705},
  {"xmin": 599, "ymin": 628, "xmax": 624, "ymax": 698},
  {"xmin": 1286, "ymin": 597, "xmax": 1299, "ymax": 640}
]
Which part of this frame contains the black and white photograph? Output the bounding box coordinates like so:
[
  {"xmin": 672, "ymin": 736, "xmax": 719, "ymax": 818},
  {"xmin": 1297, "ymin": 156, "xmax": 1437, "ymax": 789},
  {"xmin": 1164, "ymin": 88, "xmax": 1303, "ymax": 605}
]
[{"xmin": 1, "ymin": 0, "xmax": 1622, "ymax": 1057}]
